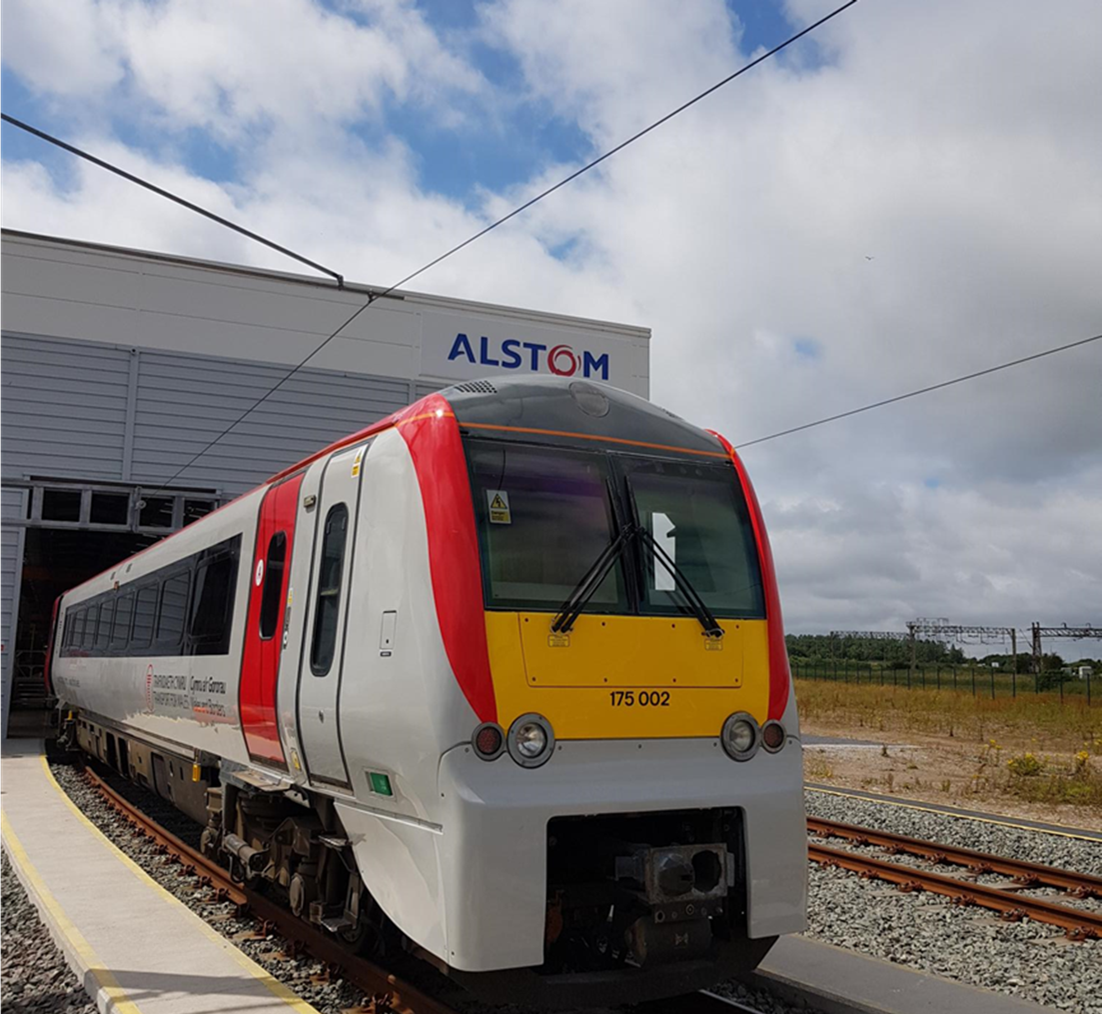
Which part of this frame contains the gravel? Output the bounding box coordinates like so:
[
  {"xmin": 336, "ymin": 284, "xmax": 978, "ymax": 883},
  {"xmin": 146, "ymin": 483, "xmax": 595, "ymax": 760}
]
[
  {"xmin": 710, "ymin": 977, "xmax": 829, "ymax": 1013},
  {"xmin": 47, "ymin": 754, "xmax": 1100, "ymax": 1014},
  {"xmin": 1, "ymin": 850, "xmax": 97, "ymax": 1014},
  {"xmin": 804, "ymin": 788, "xmax": 1102, "ymax": 1013},
  {"xmin": 44, "ymin": 757, "xmax": 831, "ymax": 1014},
  {"xmin": 806, "ymin": 787, "xmax": 1102, "ymax": 875}
]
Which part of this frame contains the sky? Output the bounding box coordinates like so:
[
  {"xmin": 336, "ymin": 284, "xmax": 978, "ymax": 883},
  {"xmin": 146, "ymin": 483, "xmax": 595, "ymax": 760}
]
[{"xmin": 2, "ymin": 0, "xmax": 1101, "ymax": 642}]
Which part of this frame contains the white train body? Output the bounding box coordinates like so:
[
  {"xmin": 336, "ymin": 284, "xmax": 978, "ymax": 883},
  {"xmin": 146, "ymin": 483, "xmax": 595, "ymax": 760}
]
[{"xmin": 50, "ymin": 378, "xmax": 806, "ymax": 1005}]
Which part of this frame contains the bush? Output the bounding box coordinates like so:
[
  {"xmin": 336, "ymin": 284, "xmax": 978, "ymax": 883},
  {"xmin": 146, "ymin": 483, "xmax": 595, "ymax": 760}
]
[{"xmin": 1007, "ymin": 752, "xmax": 1044, "ymax": 777}]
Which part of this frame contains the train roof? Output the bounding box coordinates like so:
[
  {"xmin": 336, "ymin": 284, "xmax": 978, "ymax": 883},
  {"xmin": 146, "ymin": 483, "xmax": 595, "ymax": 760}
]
[
  {"xmin": 443, "ymin": 377, "xmax": 727, "ymax": 458},
  {"xmin": 266, "ymin": 377, "xmax": 728, "ymax": 487}
]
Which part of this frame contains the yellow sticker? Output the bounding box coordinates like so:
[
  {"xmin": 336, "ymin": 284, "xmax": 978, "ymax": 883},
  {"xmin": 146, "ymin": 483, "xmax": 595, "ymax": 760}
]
[
  {"xmin": 487, "ymin": 489, "xmax": 511, "ymax": 524},
  {"xmin": 352, "ymin": 447, "xmax": 364, "ymax": 477}
]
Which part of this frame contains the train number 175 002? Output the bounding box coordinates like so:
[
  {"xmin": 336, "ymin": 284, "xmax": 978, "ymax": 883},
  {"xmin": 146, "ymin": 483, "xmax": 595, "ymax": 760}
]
[{"xmin": 609, "ymin": 690, "xmax": 670, "ymax": 707}]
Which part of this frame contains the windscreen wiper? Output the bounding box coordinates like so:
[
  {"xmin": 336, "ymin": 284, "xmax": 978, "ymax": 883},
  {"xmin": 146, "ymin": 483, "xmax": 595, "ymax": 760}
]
[
  {"xmin": 551, "ymin": 523, "xmax": 638, "ymax": 634},
  {"xmin": 637, "ymin": 527, "xmax": 725, "ymax": 639}
]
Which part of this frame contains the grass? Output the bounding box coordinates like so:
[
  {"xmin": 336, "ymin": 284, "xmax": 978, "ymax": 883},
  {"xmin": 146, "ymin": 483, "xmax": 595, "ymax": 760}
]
[{"xmin": 795, "ymin": 679, "xmax": 1102, "ymax": 812}]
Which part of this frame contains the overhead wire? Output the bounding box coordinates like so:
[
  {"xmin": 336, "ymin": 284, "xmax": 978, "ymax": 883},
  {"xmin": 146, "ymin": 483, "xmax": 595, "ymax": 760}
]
[
  {"xmin": 733, "ymin": 333, "xmax": 1102, "ymax": 449},
  {"xmin": 3, "ymin": 1, "xmax": 1091, "ymax": 482},
  {"xmin": 17, "ymin": 0, "xmax": 854, "ymax": 493},
  {"xmin": 0, "ymin": 112, "xmax": 344, "ymax": 287}
]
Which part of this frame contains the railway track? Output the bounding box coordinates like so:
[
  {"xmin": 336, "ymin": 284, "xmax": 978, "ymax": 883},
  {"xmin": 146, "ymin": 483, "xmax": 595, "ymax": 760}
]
[
  {"xmin": 807, "ymin": 816, "xmax": 1102, "ymax": 941},
  {"xmin": 82, "ymin": 766, "xmax": 456, "ymax": 1014},
  {"xmin": 80, "ymin": 765, "xmax": 802, "ymax": 1014}
]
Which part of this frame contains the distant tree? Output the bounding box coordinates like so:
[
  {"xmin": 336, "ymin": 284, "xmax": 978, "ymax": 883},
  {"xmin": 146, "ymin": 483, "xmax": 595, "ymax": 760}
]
[
  {"xmin": 1041, "ymin": 651, "xmax": 1065, "ymax": 672},
  {"xmin": 785, "ymin": 634, "xmax": 963, "ymax": 664},
  {"xmin": 981, "ymin": 652, "xmax": 1033, "ymax": 674}
]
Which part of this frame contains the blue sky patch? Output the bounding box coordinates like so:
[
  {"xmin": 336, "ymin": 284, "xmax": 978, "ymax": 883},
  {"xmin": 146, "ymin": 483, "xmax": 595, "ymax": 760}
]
[
  {"xmin": 793, "ymin": 337, "xmax": 822, "ymax": 360},
  {"xmin": 0, "ymin": 2, "xmax": 817, "ymax": 212}
]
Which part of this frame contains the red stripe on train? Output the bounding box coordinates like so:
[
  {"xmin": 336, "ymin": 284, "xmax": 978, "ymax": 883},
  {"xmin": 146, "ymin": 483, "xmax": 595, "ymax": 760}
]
[
  {"xmin": 708, "ymin": 430, "xmax": 791, "ymax": 721},
  {"xmin": 399, "ymin": 395, "xmax": 497, "ymax": 724}
]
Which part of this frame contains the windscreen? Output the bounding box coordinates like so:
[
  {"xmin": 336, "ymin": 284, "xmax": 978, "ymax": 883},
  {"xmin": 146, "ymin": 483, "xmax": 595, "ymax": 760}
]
[
  {"xmin": 627, "ymin": 459, "xmax": 765, "ymax": 619},
  {"xmin": 468, "ymin": 442, "xmax": 626, "ymax": 611}
]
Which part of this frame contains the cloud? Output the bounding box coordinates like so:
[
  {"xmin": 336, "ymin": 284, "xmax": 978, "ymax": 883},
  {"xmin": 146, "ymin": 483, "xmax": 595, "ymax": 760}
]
[
  {"xmin": 2, "ymin": 0, "xmax": 485, "ymax": 139},
  {"xmin": 3, "ymin": 0, "xmax": 1101, "ymax": 635}
]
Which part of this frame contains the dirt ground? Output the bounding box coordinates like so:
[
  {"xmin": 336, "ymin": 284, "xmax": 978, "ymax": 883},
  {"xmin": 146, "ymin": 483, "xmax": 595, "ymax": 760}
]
[{"xmin": 796, "ymin": 682, "xmax": 1102, "ymax": 829}]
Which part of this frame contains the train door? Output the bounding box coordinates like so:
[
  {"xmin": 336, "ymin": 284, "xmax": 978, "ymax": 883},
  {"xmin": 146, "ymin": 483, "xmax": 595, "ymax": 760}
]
[
  {"xmin": 239, "ymin": 473, "xmax": 304, "ymax": 767},
  {"xmin": 296, "ymin": 442, "xmax": 367, "ymax": 788}
]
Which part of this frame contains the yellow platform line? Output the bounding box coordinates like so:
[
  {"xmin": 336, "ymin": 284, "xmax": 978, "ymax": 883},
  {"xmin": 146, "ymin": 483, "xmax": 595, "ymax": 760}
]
[
  {"xmin": 32, "ymin": 754, "xmax": 318, "ymax": 1013},
  {"xmin": 806, "ymin": 784, "xmax": 1102, "ymax": 842},
  {"xmin": 2, "ymin": 810, "xmax": 144, "ymax": 1014}
]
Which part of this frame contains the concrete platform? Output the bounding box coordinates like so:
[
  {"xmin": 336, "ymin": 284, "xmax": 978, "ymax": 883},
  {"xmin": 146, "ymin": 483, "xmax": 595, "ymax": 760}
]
[
  {"xmin": 1, "ymin": 739, "xmax": 318, "ymax": 1014},
  {"xmin": 746, "ymin": 935, "xmax": 1051, "ymax": 1014}
]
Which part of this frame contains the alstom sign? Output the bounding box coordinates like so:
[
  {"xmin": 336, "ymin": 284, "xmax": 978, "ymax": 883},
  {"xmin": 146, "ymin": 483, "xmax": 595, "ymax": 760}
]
[
  {"xmin": 446, "ymin": 333, "xmax": 609, "ymax": 380},
  {"xmin": 419, "ymin": 309, "xmax": 647, "ymax": 396}
]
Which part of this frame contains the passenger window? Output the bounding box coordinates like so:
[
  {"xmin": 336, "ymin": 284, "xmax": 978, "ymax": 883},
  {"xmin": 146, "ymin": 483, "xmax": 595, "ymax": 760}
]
[
  {"xmin": 310, "ymin": 505, "xmax": 349, "ymax": 676},
  {"xmin": 71, "ymin": 611, "xmax": 85, "ymax": 648},
  {"xmin": 190, "ymin": 554, "xmax": 237, "ymax": 654},
  {"xmin": 62, "ymin": 613, "xmax": 73, "ymax": 649},
  {"xmin": 112, "ymin": 595, "xmax": 134, "ymax": 647},
  {"xmin": 82, "ymin": 605, "xmax": 99, "ymax": 649},
  {"xmin": 96, "ymin": 600, "xmax": 114, "ymax": 651},
  {"xmin": 259, "ymin": 531, "xmax": 287, "ymax": 640},
  {"xmin": 132, "ymin": 586, "xmax": 158, "ymax": 648},
  {"xmin": 157, "ymin": 572, "xmax": 190, "ymax": 649}
]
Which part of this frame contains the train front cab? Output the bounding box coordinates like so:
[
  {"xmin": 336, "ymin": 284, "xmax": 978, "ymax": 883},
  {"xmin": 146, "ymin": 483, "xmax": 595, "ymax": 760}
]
[{"xmin": 430, "ymin": 381, "xmax": 807, "ymax": 1005}]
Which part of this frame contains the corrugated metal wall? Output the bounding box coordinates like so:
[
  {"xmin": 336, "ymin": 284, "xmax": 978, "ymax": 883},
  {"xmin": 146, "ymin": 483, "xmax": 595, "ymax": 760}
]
[
  {"xmin": 1, "ymin": 332, "xmax": 440, "ymax": 732},
  {"xmin": 2, "ymin": 335, "xmax": 132, "ymax": 481},
  {"xmin": 1, "ymin": 488, "xmax": 27, "ymax": 646},
  {"xmin": 131, "ymin": 348, "xmax": 415, "ymax": 496}
]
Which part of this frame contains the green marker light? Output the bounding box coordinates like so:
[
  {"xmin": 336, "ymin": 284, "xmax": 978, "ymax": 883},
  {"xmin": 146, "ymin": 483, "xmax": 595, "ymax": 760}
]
[{"xmin": 369, "ymin": 771, "xmax": 393, "ymax": 796}]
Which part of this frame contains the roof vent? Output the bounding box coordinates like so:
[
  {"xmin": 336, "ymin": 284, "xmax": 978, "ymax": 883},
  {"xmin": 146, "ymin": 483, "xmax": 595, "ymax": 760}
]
[{"xmin": 453, "ymin": 380, "xmax": 498, "ymax": 394}]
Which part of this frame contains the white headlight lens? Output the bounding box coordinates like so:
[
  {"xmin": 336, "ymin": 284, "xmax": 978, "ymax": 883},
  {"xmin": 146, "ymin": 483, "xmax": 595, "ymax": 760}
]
[
  {"xmin": 721, "ymin": 712, "xmax": 760, "ymax": 760},
  {"xmin": 507, "ymin": 713, "xmax": 555, "ymax": 768},
  {"xmin": 516, "ymin": 723, "xmax": 547, "ymax": 758},
  {"xmin": 726, "ymin": 720, "xmax": 755, "ymax": 753}
]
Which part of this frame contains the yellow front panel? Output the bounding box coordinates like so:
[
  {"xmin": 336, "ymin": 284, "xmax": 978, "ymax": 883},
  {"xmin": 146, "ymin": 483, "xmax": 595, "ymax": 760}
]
[
  {"xmin": 485, "ymin": 612, "xmax": 771, "ymax": 739},
  {"xmin": 518, "ymin": 613, "xmax": 762, "ymax": 688}
]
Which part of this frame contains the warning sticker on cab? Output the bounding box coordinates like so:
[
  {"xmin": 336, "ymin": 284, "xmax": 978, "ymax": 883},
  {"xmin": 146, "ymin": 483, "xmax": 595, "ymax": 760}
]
[{"xmin": 487, "ymin": 489, "xmax": 511, "ymax": 524}]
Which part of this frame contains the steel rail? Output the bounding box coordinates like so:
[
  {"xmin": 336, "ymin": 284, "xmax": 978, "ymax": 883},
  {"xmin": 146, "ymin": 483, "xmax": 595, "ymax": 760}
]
[
  {"xmin": 79, "ymin": 767, "xmax": 825, "ymax": 1014},
  {"xmin": 807, "ymin": 817, "xmax": 1102, "ymax": 898},
  {"xmin": 808, "ymin": 841, "xmax": 1102, "ymax": 940},
  {"xmin": 81, "ymin": 767, "xmax": 458, "ymax": 1014},
  {"xmin": 84, "ymin": 766, "xmax": 248, "ymax": 907},
  {"xmin": 639, "ymin": 988, "xmax": 771, "ymax": 1014}
]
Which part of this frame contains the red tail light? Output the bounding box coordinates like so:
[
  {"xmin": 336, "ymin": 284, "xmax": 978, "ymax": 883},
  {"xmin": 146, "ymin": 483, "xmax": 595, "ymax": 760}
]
[{"xmin": 473, "ymin": 722, "xmax": 505, "ymax": 760}]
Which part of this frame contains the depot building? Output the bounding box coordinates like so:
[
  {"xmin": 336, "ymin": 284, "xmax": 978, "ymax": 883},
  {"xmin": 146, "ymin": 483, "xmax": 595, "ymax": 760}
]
[{"xmin": 0, "ymin": 230, "xmax": 650, "ymax": 735}]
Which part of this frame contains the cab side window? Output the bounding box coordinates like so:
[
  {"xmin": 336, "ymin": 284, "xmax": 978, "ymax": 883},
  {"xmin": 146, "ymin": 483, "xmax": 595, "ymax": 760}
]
[{"xmin": 310, "ymin": 505, "xmax": 348, "ymax": 675}]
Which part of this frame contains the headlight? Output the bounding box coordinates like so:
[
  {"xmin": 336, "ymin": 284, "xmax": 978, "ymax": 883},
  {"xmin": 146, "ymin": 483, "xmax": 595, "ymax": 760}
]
[
  {"xmin": 721, "ymin": 712, "xmax": 760, "ymax": 761},
  {"xmin": 507, "ymin": 713, "xmax": 555, "ymax": 768}
]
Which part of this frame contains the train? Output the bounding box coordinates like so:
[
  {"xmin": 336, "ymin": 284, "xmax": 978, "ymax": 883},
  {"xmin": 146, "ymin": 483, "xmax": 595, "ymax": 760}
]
[{"xmin": 47, "ymin": 376, "xmax": 807, "ymax": 1006}]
